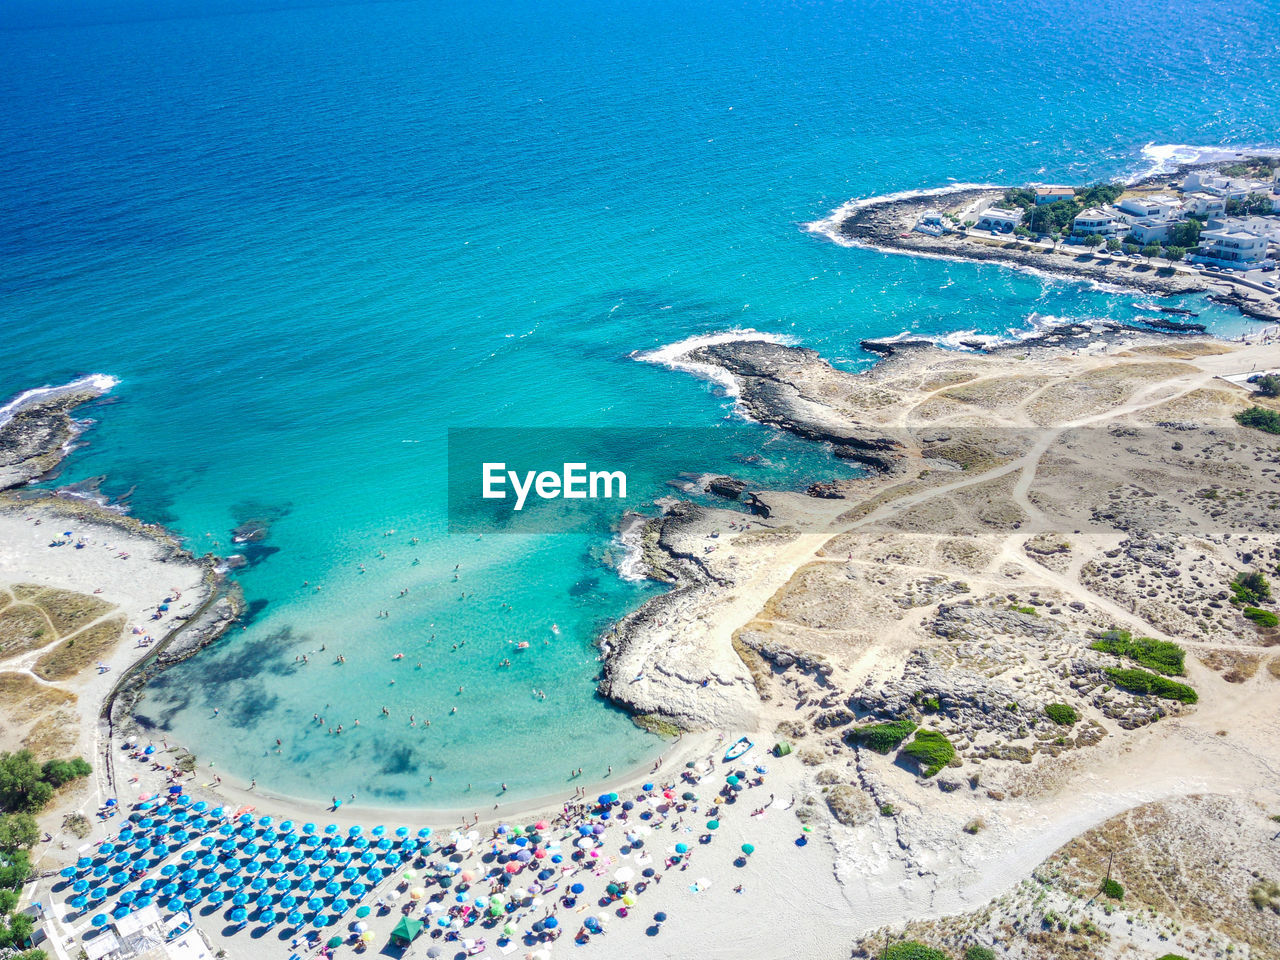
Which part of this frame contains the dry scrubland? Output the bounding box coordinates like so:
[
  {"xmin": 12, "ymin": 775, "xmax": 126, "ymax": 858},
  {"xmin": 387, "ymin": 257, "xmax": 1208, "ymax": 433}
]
[{"xmin": 610, "ymin": 334, "xmax": 1280, "ymax": 958}]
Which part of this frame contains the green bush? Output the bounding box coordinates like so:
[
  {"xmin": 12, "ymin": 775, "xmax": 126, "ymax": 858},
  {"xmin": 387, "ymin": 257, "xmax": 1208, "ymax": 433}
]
[
  {"xmin": 1104, "ymin": 667, "xmax": 1197, "ymax": 704},
  {"xmin": 1090, "ymin": 630, "xmax": 1185, "ymax": 675},
  {"xmin": 1101, "ymin": 878, "xmax": 1124, "ymax": 900},
  {"xmin": 0, "ymin": 751, "xmax": 91, "ymax": 814},
  {"xmin": 39, "ymin": 758, "xmax": 91, "ymax": 789},
  {"xmin": 1044, "ymin": 703, "xmax": 1078, "ymax": 726},
  {"xmin": 1245, "ymin": 607, "xmax": 1279, "ymax": 628},
  {"xmin": 1255, "ymin": 374, "xmax": 1280, "ymax": 398},
  {"xmin": 901, "ymin": 730, "xmax": 956, "ymax": 778},
  {"xmin": 0, "ymin": 851, "xmax": 31, "ymax": 891},
  {"xmin": 964, "ymin": 948, "xmax": 996, "ymax": 960},
  {"xmin": 881, "ymin": 942, "xmax": 951, "ymax": 960},
  {"xmin": 1235, "ymin": 406, "xmax": 1280, "ymax": 435},
  {"xmin": 0, "ymin": 815, "xmax": 38, "ymax": 854},
  {"xmin": 1231, "ymin": 571, "xmax": 1273, "ymax": 605},
  {"xmin": 847, "ymin": 720, "xmax": 918, "ymax": 754},
  {"xmin": 1156, "ymin": 955, "xmax": 1191, "ymax": 960}
]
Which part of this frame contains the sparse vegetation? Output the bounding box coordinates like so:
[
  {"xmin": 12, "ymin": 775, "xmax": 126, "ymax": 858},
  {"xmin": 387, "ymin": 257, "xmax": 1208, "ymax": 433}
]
[
  {"xmin": 880, "ymin": 941, "xmax": 950, "ymax": 960},
  {"xmin": 1090, "ymin": 629, "xmax": 1185, "ymax": 675},
  {"xmin": 1100, "ymin": 877, "xmax": 1124, "ymax": 900},
  {"xmin": 964, "ymin": 948, "xmax": 995, "ymax": 960},
  {"xmin": 846, "ymin": 719, "xmax": 918, "ymax": 754},
  {"xmin": 1248, "ymin": 878, "xmax": 1280, "ymax": 914},
  {"xmin": 901, "ymin": 730, "xmax": 956, "ymax": 778},
  {"xmin": 1044, "ymin": 703, "xmax": 1078, "ymax": 726},
  {"xmin": 0, "ymin": 749, "xmax": 91, "ymax": 813},
  {"xmin": 1104, "ymin": 667, "xmax": 1197, "ymax": 704},
  {"xmin": 963, "ymin": 818, "xmax": 985, "ymax": 835}
]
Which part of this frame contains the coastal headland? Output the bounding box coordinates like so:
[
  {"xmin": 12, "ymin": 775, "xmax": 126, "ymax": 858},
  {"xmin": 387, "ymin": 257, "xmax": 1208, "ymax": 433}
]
[{"xmin": 807, "ymin": 155, "xmax": 1280, "ymax": 325}]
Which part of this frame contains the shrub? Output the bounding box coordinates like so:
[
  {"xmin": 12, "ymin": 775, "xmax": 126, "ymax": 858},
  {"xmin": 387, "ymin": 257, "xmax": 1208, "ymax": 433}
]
[
  {"xmin": 1090, "ymin": 630, "xmax": 1185, "ymax": 675},
  {"xmin": 901, "ymin": 730, "xmax": 956, "ymax": 778},
  {"xmin": 1104, "ymin": 667, "xmax": 1197, "ymax": 703},
  {"xmin": 0, "ymin": 851, "xmax": 30, "ymax": 890},
  {"xmin": 0, "ymin": 815, "xmax": 38, "ymax": 853},
  {"xmin": 40, "ymin": 758, "xmax": 91, "ymax": 789},
  {"xmin": 881, "ymin": 942, "xmax": 951, "ymax": 960},
  {"xmin": 1255, "ymin": 374, "xmax": 1280, "ymax": 398},
  {"xmin": 1101, "ymin": 878, "xmax": 1124, "ymax": 900},
  {"xmin": 1235, "ymin": 406, "xmax": 1280, "ymax": 434},
  {"xmin": 1244, "ymin": 607, "xmax": 1279, "ymax": 628},
  {"xmin": 1231, "ymin": 571, "xmax": 1273, "ymax": 605},
  {"xmin": 0, "ymin": 751, "xmax": 91, "ymax": 813},
  {"xmin": 847, "ymin": 720, "xmax": 917, "ymax": 754},
  {"xmin": 965, "ymin": 948, "xmax": 996, "ymax": 960},
  {"xmin": 1044, "ymin": 703, "xmax": 1078, "ymax": 726},
  {"xmin": 963, "ymin": 818, "xmax": 985, "ymax": 835}
]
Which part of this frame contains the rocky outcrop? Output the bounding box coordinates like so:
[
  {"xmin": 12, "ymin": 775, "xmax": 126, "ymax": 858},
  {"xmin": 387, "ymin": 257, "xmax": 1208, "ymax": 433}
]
[
  {"xmin": 685, "ymin": 340, "xmax": 907, "ymax": 473},
  {"xmin": 0, "ymin": 388, "xmax": 105, "ymax": 490}
]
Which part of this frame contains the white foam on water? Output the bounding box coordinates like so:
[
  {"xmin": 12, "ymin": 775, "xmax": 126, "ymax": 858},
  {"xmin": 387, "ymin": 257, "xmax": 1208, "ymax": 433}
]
[
  {"xmin": 1130, "ymin": 142, "xmax": 1280, "ymax": 182},
  {"xmin": 0, "ymin": 374, "xmax": 119, "ymax": 432},
  {"xmin": 613, "ymin": 513, "xmax": 651, "ymax": 582},
  {"xmin": 632, "ymin": 328, "xmax": 795, "ymax": 399}
]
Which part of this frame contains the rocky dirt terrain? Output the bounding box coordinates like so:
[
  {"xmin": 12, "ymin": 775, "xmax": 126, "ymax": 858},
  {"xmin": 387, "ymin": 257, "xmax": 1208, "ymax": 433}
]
[{"xmin": 614, "ymin": 331, "xmax": 1280, "ymax": 958}]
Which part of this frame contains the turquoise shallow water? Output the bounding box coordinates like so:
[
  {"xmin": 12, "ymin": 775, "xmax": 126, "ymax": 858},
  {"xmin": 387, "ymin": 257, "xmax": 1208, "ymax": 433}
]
[{"xmin": 3, "ymin": 0, "xmax": 1280, "ymax": 807}]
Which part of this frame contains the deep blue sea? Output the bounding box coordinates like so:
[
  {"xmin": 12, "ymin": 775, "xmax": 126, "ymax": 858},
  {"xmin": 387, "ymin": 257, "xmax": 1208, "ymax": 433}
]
[{"xmin": 4, "ymin": 0, "xmax": 1280, "ymax": 809}]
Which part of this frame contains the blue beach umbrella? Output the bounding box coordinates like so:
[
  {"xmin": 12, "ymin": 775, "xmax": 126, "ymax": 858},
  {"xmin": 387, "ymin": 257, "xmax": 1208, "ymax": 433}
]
[
  {"xmin": 70, "ymin": 896, "xmax": 88, "ymax": 910},
  {"xmin": 119, "ymin": 891, "xmax": 136, "ymax": 905},
  {"xmin": 334, "ymin": 850, "xmax": 352, "ymax": 865},
  {"xmin": 353, "ymin": 837, "xmax": 369, "ymax": 851},
  {"xmin": 199, "ymin": 837, "xmax": 216, "ymax": 849},
  {"xmin": 371, "ymin": 826, "xmax": 385, "ymax": 837},
  {"xmin": 258, "ymin": 816, "xmax": 273, "ymax": 828},
  {"xmin": 208, "ymin": 891, "xmax": 225, "ymax": 906},
  {"xmin": 326, "ymin": 836, "xmax": 342, "ymax": 849},
  {"xmin": 99, "ymin": 843, "xmax": 116, "ymax": 856},
  {"xmin": 165, "ymin": 898, "xmax": 183, "ymax": 913},
  {"xmin": 348, "ymin": 826, "xmax": 362, "ymax": 837},
  {"xmin": 237, "ymin": 814, "xmax": 253, "ymax": 825},
  {"xmin": 90, "ymin": 886, "xmax": 108, "ymax": 901},
  {"xmin": 384, "ymin": 854, "xmax": 401, "ymax": 868},
  {"xmin": 160, "ymin": 884, "xmax": 179, "ymax": 898},
  {"xmin": 139, "ymin": 879, "xmax": 157, "ymax": 892},
  {"xmin": 359, "ymin": 851, "xmax": 376, "ymax": 865},
  {"xmin": 134, "ymin": 895, "xmax": 153, "ymax": 909},
  {"xmin": 92, "ymin": 865, "xmax": 109, "ymax": 878},
  {"xmin": 302, "ymin": 823, "xmax": 316, "ymax": 835},
  {"xmin": 180, "ymin": 851, "xmax": 198, "ymax": 863},
  {"xmin": 200, "ymin": 854, "xmax": 217, "ymax": 868},
  {"xmin": 312, "ymin": 915, "xmax": 329, "ymax": 928},
  {"xmin": 243, "ymin": 843, "xmax": 259, "ymax": 857},
  {"xmin": 224, "ymin": 856, "xmax": 242, "ymax": 872},
  {"xmin": 111, "ymin": 871, "xmax": 129, "ymax": 885},
  {"xmin": 260, "ymin": 908, "xmax": 278, "ymax": 926},
  {"xmin": 219, "ymin": 840, "xmax": 236, "ymax": 854},
  {"xmin": 394, "ymin": 826, "xmax": 409, "ymax": 839},
  {"xmin": 73, "ymin": 879, "xmax": 90, "ymax": 893},
  {"xmin": 286, "ymin": 910, "xmax": 303, "ymax": 926},
  {"xmin": 324, "ymin": 882, "xmax": 341, "ymax": 896},
  {"xmin": 193, "ymin": 801, "xmax": 208, "ymax": 813},
  {"xmin": 225, "ymin": 876, "xmax": 244, "ymax": 890},
  {"xmin": 331, "ymin": 899, "xmax": 348, "ymax": 914},
  {"xmin": 279, "ymin": 820, "xmax": 293, "ymax": 832},
  {"xmin": 91, "ymin": 914, "xmax": 108, "ymax": 928},
  {"xmin": 251, "ymin": 877, "xmax": 269, "ymax": 891},
  {"xmin": 298, "ymin": 878, "xmax": 316, "ymax": 892},
  {"xmin": 183, "ymin": 889, "xmax": 201, "ymax": 904},
  {"xmin": 76, "ymin": 857, "xmax": 93, "ymax": 870},
  {"xmin": 348, "ymin": 883, "xmax": 366, "ymax": 899},
  {"xmin": 318, "ymin": 866, "xmax": 335, "ymax": 879},
  {"xmin": 232, "ymin": 893, "xmax": 249, "ymax": 907},
  {"xmin": 376, "ymin": 839, "xmax": 391, "ymax": 851},
  {"xmin": 280, "ymin": 894, "xmax": 298, "ymax": 909},
  {"xmin": 291, "ymin": 864, "xmax": 308, "ymax": 878},
  {"xmin": 230, "ymin": 908, "xmax": 248, "ymax": 924},
  {"xmin": 307, "ymin": 897, "xmax": 325, "ymax": 912},
  {"xmin": 255, "ymin": 894, "xmax": 273, "ymax": 909},
  {"xmin": 342, "ymin": 867, "xmax": 359, "ymax": 881},
  {"xmin": 363, "ymin": 869, "xmax": 381, "ymax": 884},
  {"xmin": 219, "ymin": 824, "xmax": 234, "ymax": 837},
  {"xmin": 417, "ymin": 828, "xmax": 431, "ymax": 839},
  {"xmin": 323, "ymin": 824, "xmax": 337, "ymax": 835},
  {"xmin": 262, "ymin": 830, "xmax": 278, "ymax": 844},
  {"xmin": 273, "ymin": 877, "xmax": 290, "ymax": 892}
]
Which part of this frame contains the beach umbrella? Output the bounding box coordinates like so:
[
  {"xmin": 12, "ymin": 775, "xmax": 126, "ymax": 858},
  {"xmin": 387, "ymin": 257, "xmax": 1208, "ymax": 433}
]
[
  {"xmin": 349, "ymin": 883, "xmax": 366, "ymax": 898},
  {"xmin": 280, "ymin": 894, "xmax": 298, "ymax": 909},
  {"xmin": 323, "ymin": 823, "xmax": 337, "ymax": 835},
  {"xmin": 332, "ymin": 898, "xmax": 349, "ymax": 914},
  {"xmin": 290, "ymin": 864, "xmax": 308, "ymax": 878},
  {"xmin": 273, "ymin": 877, "xmax": 290, "ymax": 892},
  {"xmin": 119, "ymin": 890, "xmax": 136, "ymax": 905},
  {"xmin": 160, "ymin": 884, "xmax": 179, "ymax": 898},
  {"xmin": 230, "ymin": 907, "xmax": 248, "ymax": 924},
  {"xmin": 394, "ymin": 826, "xmax": 409, "ymax": 839},
  {"xmin": 237, "ymin": 814, "xmax": 252, "ymax": 825},
  {"xmin": 111, "ymin": 871, "xmax": 129, "ymax": 885},
  {"xmin": 286, "ymin": 910, "xmax": 304, "ymax": 926},
  {"xmin": 353, "ymin": 837, "xmax": 369, "ymax": 851},
  {"xmin": 180, "ymin": 851, "xmax": 198, "ymax": 863},
  {"xmin": 219, "ymin": 824, "xmax": 234, "ymax": 837},
  {"xmin": 544, "ymin": 916, "xmax": 559, "ymax": 929},
  {"xmin": 225, "ymin": 876, "xmax": 244, "ymax": 890},
  {"xmin": 302, "ymin": 823, "xmax": 316, "ymax": 835},
  {"xmin": 334, "ymin": 850, "xmax": 352, "ymax": 865},
  {"xmin": 298, "ymin": 878, "xmax": 316, "ymax": 892},
  {"xmin": 255, "ymin": 894, "xmax": 273, "ymax": 909},
  {"xmin": 707, "ymin": 820, "xmax": 719, "ymax": 830},
  {"xmin": 182, "ymin": 889, "xmax": 201, "ymax": 904},
  {"xmin": 139, "ymin": 879, "xmax": 157, "ymax": 892},
  {"xmin": 192, "ymin": 801, "xmax": 208, "ymax": 813},
  {"xmin": 91, "ymin": 914, "xmax": 108, "ymax": 928},
  {"xmin": 208, "ymin": 891, "xmax": 225, "ymax": 906},
  {"xmin": 70, "ymin": 896, "xmax": 88, "ymax": 910},
  {"xmin": 232, "ymin": 893, "xmax": 249, "ymax": 907},
  {"xmin": 355, "ymin": 905, "xmax": 371, "ymax": 918},
  {"xmin": 325, "ymin": 881, "xmax": 342, "ymax": 896},
  {"xmin": 343, "ymin": 866, "xmax": 359, "ymax": 881},
  {"xmin": 313, "ymin": 915, "xmax": 330, "ymax": 928},
  {"xmin": 675, "ymin": 843, "xmax": 688, "ymax": 854},
  {"xmin": 251, "ymin": 877, "xmax": 269, "ymax": 892},
  {"xmin": 570, "ymin": 883, "xmax": 584, "ymax": 895},
  {"xmin": 741, "ymin": 843, "xmax": 755, "ymax": 855},
  {"xmin": 360, "ymin": 851, "xmax": 376, "ymax": 865},
  {"xmin": 384, "ymin": 853, "xmax": 401, "ymax": 868},
  {"xmin": 73, "ymin": 879, "xmax": 91, "ymax": 893},
  {"xmin": 164, "ymin": 897, "xmax": 184, "ymax": 913},
  {"xmin": 260, "ymin": 908, "xmax": 278, "ymax": 925}
]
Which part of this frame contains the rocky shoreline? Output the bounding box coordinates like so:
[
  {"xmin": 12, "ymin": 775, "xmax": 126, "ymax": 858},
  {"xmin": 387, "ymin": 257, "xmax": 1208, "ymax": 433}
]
[{"xmin": 0, "ymin": 382, "xmax": 244, "ymax": 792}]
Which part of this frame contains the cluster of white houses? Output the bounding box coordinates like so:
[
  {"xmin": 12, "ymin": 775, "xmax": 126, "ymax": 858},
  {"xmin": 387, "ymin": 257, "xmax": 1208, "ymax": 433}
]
[{"xmin": 924, "ymin": 167, "xmax": 1280, "ymax": 270}]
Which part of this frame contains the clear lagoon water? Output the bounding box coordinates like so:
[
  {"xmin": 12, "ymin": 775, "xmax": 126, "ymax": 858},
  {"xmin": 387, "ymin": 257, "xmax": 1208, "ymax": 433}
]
[{"xmin": 3, "ymin": 0, "xmax": 1279, "ymax": 808}]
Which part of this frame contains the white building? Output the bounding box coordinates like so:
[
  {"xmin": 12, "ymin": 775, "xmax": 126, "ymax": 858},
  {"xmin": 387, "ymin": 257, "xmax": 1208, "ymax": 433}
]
[
  {"xmin": 78, "ymin": 906, "xmax": 212, "ymax": 960},
  {"xmin": 1117, "ymin": 195, "xmax": 1181, "ymax": 219},
  {"xmin": 974, "ymin": 206, "xmax": 1023, "ymax": 233},
  {"xmin": 1071, "ymin": 207, "xmax": 1124, "ymax": 237},
  {"xmin": 1181, "ymin": 170, "xmax": 1274, "ymax": 201},
  {"xmin": 1033, "ymin": 185, "xmax": 1075, "ymax": 205},
  {"xmin": 914, "ymin": 209, "xmax": 947, "ymax": 236},
  {"xmin": 1181, "ymin": 192, "xmax": 1227, "ymax": 218},
  {"xmin": 1211, "ymin": 215, "xmax": 1280, "ymax": 243},
  {"xmin": 1128, "ymin": 218, "xmax": 1174, "ymax": 245},
  {"xmin": 1193, "ymin": 228, "xmax": 1268, "ymax": 266}
]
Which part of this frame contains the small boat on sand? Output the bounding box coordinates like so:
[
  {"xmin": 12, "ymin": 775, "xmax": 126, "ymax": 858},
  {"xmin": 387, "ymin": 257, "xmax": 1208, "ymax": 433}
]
[{"xmin": 723, "ymin": 737, "xmax": 752, "ymax": 762}]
